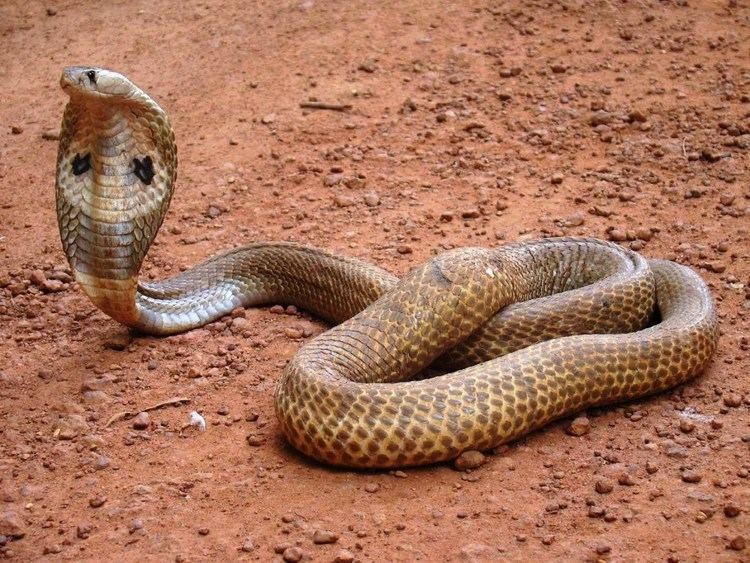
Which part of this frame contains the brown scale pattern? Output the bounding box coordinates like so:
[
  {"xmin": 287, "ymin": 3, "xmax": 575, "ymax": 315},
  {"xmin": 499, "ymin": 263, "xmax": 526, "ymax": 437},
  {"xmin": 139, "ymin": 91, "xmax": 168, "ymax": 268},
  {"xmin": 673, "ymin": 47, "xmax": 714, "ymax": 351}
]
[
  {"xmin": 56, "ymin": 67, "xmax": 719, "ymax": 468},
  {"xmin": 275, "ymin": 257, "xmax": 716, "ymax": 467}
]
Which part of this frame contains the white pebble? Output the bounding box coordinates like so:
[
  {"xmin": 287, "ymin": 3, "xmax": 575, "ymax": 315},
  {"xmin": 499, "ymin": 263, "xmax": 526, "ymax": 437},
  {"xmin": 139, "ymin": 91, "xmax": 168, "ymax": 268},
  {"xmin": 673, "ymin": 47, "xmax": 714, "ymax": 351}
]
[{"xmin": 189, "ymin": 411, "xmax": 206, "ymax": 431}]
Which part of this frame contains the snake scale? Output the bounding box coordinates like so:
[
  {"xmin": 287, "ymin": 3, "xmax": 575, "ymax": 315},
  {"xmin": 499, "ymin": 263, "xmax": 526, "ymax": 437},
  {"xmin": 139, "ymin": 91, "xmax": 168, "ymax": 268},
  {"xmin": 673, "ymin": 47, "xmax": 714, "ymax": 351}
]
[{"xmin": 55, "ymin": 67, "xmax": 718, "ymax": 468}]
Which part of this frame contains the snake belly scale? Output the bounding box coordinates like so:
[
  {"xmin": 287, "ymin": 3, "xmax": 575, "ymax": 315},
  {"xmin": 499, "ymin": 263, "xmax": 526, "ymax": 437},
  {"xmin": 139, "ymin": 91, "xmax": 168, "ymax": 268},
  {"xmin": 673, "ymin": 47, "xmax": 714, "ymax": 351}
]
[{"xmin": 55, "ymin": 67, "xmax": 718, "ymax": 468}]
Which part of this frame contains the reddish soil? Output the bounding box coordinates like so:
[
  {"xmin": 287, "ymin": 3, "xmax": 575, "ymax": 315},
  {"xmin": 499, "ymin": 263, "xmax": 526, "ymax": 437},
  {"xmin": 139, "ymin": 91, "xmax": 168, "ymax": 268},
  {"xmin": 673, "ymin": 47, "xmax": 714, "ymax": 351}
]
[{"xmin": 0, "ymin": 0, "xmax": 748, "ymax": 561}]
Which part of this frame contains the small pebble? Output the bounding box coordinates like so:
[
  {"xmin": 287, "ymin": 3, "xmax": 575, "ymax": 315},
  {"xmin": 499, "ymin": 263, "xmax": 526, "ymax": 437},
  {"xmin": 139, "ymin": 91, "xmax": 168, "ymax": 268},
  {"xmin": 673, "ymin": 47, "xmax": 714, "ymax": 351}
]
[
  {"xmin": 312, "ymin": 529, "xmax": 338, "ymax": 544},
  {"xmin": 104, "ymin": 333, "xmax": 132, "ymax": 351},
  {"xmin": 240, "ymin": 537, "xmax": 255, "ymax": 552},
  {"xmin": 729, "ymin": 536, "xmax": 745, "ymax": 551},
  {"xmin": 566, "ymin": 416, "xmax": 591, "ymax": 436},
  {"xmin": 723, "ymin": 393, "xmax": 742, "ymax": 408},
  {"xmin": 132, "ymin": 411, "xmax": 150, "ymax": 430},
  {"xmin": 283, "ymin": 546, "xmax": 304, "ymax": 562},
  {"xmin": 454, "ymin": 450, "xmax": 486, "ymax": 471},
  {"xmin": 595, "ymin": 478, "xmax": 614, "ymax": 494},
  {"xmin": 679, "ymin": 419, "xmax": 695, "ymax": 433},
  {"xmin": 88, "ymin": 496, "xmax": 106, "ymax": 508},
  {"xmin": 246, "ymin": 434, "xmax": 265, "ymax": 447},
  {"xmin": 334, "ymin": 549, "xmax": 355, "ymax": 563},
  {"xmin": 724, "ymin": 503, "xmax": 741, "ymax": 518},
  {"xmin": 681, "ymin": 469, "xmax": 702, "ymax": 483}
]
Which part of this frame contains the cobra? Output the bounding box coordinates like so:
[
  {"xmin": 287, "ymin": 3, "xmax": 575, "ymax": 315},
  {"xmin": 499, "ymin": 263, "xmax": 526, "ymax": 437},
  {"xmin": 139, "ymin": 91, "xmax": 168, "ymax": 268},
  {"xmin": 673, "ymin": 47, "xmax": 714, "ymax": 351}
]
[{"xmin": 55, "ymin": 67, "xmax": 718, "ymax": 468}]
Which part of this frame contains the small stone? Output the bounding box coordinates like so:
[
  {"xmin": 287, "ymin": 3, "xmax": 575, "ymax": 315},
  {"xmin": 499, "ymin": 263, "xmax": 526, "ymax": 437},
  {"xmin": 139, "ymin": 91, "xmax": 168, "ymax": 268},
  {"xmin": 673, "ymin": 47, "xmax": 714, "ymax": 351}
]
[
  {"xmin": 729, "ymin": 536, "xmax": 745, "ymax": 551},
  {"xmin": 240, "ymin": 537, "xmax": 255, "ymax": 552},
  {"xmin": 665, "ymin": 445, "xmax": 689, "ymax": 458},
  {"xmin": 364, "ymin": 483, "xmax": 380, "ymax": 493},
  {"xmin": 461, "ymin": 208, "xmax": 481, "ymax": 219},
  {"xmin": 628, "ymin": 110, "xmax": 647, "ymax": 123},
  {"xmin": 41, "ymin": 129, "xmax": 59, "ymax": 140},
  {"xmin": 104, "ymin": 333, "xmax": 132, "ymax": 351},
  {"xmin": 0, "ymin": 512, "xmax": 24, "ymax": 539},
  {"xmin": 284, "ymin": 327, "xmax": 304, "ymax": 339},
  {"xmin": 608, "ymin": 228, "xmax": 628, "ymax": 242},
  {"xmin": 679, "ymin": 419, "xmax": 695, "ymax": 433},
  {"xmin": 29, "ymin": 269, "xmax": 46, "ymax": 287},
  {"xmin": 357, "ymin": 60, "xmax": 377, "ymax": 73},
  {"xmin": 589, "ymin": 110, "xmax": 612, "ymax": 126},
  {"xmin": 230, "ymin": 317, "xmax": 252, "ymax": 335},
  {"xmin": 723, "ymin": 393, "xmax": 743, "ymax": 408},
  {"xmin": 363, "ymin": 192, "xmax": 381, "ymax": 207},
  {"xmin": 198, "ymin": 527, "xmax": 210, "ymax": 536},
  {"xmin": 700, "ymin": 149, "xmax": 722, "ymax": 163},
  {"xmin": 42, "ymin": 279, "xmax": 64, "ymax": 292},
  {"xmin": 681, "ymin": 469, "xmax": 702, "ymax": 483},
  {"xmin": 454, "ymin": 450, "xmax": 486, "ymax": 471},
  {"xmin": 724, "ymin": 503, "xmax": 741, "ymax": 518},
  {"xmin": 93, "ymin": 455, "xmax": 110, "ymax": 471},
  {"xmin": 88, "ymin": 496, "xmax": 106, "ymax": 508},
  {"xmin": 334, "ymin": 548, "xmax": 355, "ymax": 563},
  {"xmin": 56, "ymin": 414, "xmax": 89, "ymax": 440},
  {"xmin": 261, "ymin": 114, "xmax": 276, "ymax": 125},
  {"xmin": 566, "ymin": 416, "xmax": 591, "ymax": 436},
  {"xmin": 499, "ymin": 67, "xmax": 522, "ymax": 77},
  {"xmin": 132, "ymin": 411, "xmax": 150, "ymax": 430},
  {"xmin": 246, "ymin": 434, "xmax": 265, "ymax": 447},
  {"xmin": 129, "ymin": 518, "xmax": 144, "ymax": 534},
  {"xmin": 595, "ymin": 478, "xmax": 614, "ymax": 494},
  {"xmin": 561, "ymin": 213, "xmax": 585, "ymax": 227},
  {"xmin": 206, "ymin": 203, "xmax": 224, "ymax": 218},
  {"xmin": 634, "ymin": 227, "xmax": 653, "ymax": 241},
  {"xmin": 550, "ymin": 173, "xmax": 564, "ymax": 184},
  {"xmin": 550, "ymin": 63, "xmax": 567, "ymax": 74},
  {"xmin": 618, "ymin": 473, "xmax": 636, "ymax": 486},
  {"xmin": 312, "ymin": 529, "xmax": 338, "ymax": 544},
  {"xmin": 333, "ymin": 194, "xmax": 355, "ymax": 207},
  {"xmin": 588, "ymin": 505, "xmax": 605, "ymax": 518},
  {"xmin": 282, "ymin": 546, "xmax": 304, "ymax": 562},
  {"xmin": 10, "ymin": 125, "xmax": 23, "ymax": 134},
  {"xmin": 76, "ymin": 524, "xmax": 92, "ymax": 540},
  {"xmin": 703, "ymin": 261, "xmax": 726, "ymax": 274},
  {"xmin": 396, "ymin": 245, "xmax": 413, "ymax": 255},
  {"xmin": 646, "ymin": 461, "xmax": 659, "ymax": 474}
]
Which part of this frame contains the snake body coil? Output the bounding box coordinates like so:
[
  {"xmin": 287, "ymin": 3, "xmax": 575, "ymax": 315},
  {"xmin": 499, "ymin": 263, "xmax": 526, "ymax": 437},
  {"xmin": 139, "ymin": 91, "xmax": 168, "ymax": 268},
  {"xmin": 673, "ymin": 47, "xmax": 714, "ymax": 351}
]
[{"xmin": 55, "ymin": 67, "xmax": 718, "ymax": 467}]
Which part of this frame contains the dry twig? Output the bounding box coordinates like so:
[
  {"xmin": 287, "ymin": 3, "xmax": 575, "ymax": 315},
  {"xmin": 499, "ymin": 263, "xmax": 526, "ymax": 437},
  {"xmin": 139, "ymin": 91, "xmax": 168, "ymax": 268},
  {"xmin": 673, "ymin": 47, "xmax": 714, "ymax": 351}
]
[
  {"xmin": 105, "ymin": 396, "xmax": 191, "ymax": 427},
  {"xmin": 299, "ymin": 101, "xmax": 352, "ymax": 111}
]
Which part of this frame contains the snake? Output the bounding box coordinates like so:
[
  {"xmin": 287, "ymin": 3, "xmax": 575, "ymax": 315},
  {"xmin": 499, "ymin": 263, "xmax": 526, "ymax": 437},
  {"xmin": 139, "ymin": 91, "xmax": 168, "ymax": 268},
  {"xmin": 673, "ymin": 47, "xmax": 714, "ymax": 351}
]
[{"xmin": 55, "ymin": 67, "xmax": 718, "ymax": 468}]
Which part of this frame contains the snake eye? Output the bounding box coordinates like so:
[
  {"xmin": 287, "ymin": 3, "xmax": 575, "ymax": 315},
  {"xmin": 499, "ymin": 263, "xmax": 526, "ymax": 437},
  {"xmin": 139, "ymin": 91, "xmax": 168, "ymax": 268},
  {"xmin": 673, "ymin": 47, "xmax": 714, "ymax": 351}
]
[{"xmin": 86, "ymin": 70, "xmax": 96, "ymax": 84}]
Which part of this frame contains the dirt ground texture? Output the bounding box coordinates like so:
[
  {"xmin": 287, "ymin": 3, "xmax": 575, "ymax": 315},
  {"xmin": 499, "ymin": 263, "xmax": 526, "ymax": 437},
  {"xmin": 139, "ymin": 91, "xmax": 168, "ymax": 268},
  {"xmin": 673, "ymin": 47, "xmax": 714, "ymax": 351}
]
[{"xmin": 0, "ymin": 0, "xmax": 749, "ymax": 561}]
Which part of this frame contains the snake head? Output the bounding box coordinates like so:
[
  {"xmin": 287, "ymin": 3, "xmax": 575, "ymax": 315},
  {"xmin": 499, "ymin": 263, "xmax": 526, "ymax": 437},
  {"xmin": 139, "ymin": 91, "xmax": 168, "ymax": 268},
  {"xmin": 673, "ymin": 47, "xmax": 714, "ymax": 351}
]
[
  {"xmin": 56, "ymin": 66, "xmax": 177, "ymax": 328},
  {"xmin": 60, "ymin": 67, "xmax": 143, "ymax": 102}
]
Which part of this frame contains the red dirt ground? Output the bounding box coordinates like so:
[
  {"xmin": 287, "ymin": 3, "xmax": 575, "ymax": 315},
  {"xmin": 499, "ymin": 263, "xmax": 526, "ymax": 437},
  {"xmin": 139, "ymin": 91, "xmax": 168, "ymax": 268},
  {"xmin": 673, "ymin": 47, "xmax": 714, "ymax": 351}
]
[{"xmin": 0, "ymin": 0, "xmax": 748, "ymax": 561}]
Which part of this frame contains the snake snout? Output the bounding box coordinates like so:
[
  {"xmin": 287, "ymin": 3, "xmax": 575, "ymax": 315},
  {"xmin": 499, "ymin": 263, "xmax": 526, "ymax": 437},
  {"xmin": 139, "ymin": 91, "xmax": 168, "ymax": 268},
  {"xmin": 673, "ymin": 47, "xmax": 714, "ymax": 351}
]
[
  {"xmin": 60, "ymin": 66, "xmax": 96, "ymax": 92},
  {"xmin": 60, "ymin": 66, "xmax": 137, "ymax": 100}
]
